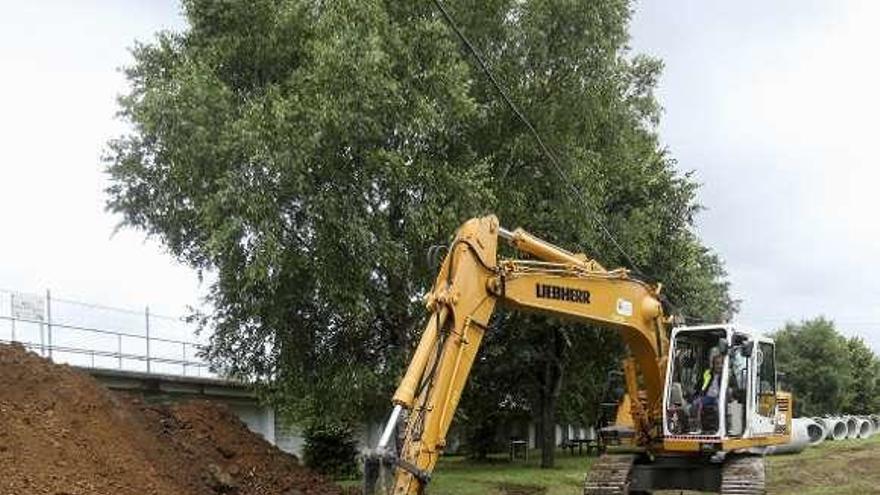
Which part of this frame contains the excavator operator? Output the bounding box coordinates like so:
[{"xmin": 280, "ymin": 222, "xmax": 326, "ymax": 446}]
[{"xmin": 695, "ymin": 348, "xmax": 724, "ymax": 433}]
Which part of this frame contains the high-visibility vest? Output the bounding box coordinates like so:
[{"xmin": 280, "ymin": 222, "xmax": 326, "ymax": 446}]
[{"xmin": 702, "ymin": 369, "xmax": 712, "ymax": 392}]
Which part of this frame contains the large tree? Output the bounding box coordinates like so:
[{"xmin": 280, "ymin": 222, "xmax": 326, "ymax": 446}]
[
  {"xmin": 108, "ymin": 0, "xmax": 494, "ymax": 426},
  {"xmin": 844, "ymin": 336, "xmax": 880, "ymax": 414},
  {"xmin": 772, "ymin": 318, "xmax": 853, "ymax": 416},
  {"xmin": 774, "ymin": 319, "xmax": 880, "ymax": 416},
  {"xmin": 107, "ymin": 0, "xmax": 733, "ymax": 468}
]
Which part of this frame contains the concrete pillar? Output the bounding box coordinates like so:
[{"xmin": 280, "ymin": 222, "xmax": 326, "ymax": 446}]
[
  {"xmin": 264, "ymin": 406, "xmax": 276, "ymax": 445},
  {"xmin": 528, "ymin": 422, "xmax": 536, "ymax": 449}
]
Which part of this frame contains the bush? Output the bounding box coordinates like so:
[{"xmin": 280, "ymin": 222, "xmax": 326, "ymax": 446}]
[{"xmin": 302, "ymin": 421, "xmax": 359, "ymax": 478}]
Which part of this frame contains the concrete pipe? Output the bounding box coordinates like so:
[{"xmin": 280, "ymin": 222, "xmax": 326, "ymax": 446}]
[
  {"xmin": 768, "ymin": 418, "xmax": 824, "ymax": 455},
  {"xmin": 856, "ymin": 417, "xmax": 873, "ymax": 439},
  {"xmin": 845, "ymin": 416, "xmax": 859, "ymax": 439},
  {"xmin": 816, "ymin": 417, "xmax": 847, "ymax": 440},
  {"xmin": 866, "ymin": 416, "xmax": 878, "ymax": 437},
  {"xmin": 814, "ymin": 417, "xmax": 831, "ymax": 437},
  {"xmin": 805, "ymin": 419, "xmax": 826, "ymax": 447},
  {"xmin": 813, "ymin": 417, "xmax": 826, "ymax": 434},
  {"xmin": 871, "ymin": 414, "xmax": 880, "ymax": 432}
]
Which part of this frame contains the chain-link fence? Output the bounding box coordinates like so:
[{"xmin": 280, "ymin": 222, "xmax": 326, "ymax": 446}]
[{"xmin": 0, "ymin": 288, "xmax": 212, "ymax": 377}]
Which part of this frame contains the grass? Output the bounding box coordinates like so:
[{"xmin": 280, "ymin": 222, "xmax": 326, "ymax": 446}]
[
  {"xmin": 766, "ymin": 434, "xmax": 880, "ymax": 495},
  {"xmin": 428, "ymin": 451, "xmax": 591, "ymax": 495},
  {"xmin": 346, "ymin": 434, "xmax": 880, "ymax": 494}
]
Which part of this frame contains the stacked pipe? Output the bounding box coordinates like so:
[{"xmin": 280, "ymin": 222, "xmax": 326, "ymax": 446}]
[
  {"xmin": 766, "ymin": 418, "xmax": 825, "ymax": 455},
  {"xmin": 815, "ymin": 417, "xmax": 847, "ymax": 441},
  {"xmin": 768, "ymin": 414, "xmax": 879, "ymax": 455}
]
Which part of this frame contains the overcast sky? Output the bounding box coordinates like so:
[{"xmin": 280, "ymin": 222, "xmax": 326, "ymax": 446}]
[
  {"xmin": 2, "ymin": 1, "xmax": 879, "ymax": 349},
  {"xmin": 631, "ymin": 0, "xmax": 880, "ymax": 350},
  {"xmin": 0, "ymin": 1, "xmax": 190, "ymax": 322}
]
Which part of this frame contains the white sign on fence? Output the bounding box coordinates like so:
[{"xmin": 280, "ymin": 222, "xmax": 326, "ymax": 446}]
[{"xmin": 11, "ymin": 293, "xmax": 45, "ymax": 322}]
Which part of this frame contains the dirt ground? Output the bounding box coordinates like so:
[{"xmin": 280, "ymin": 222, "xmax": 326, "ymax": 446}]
[{"xmin": 0, "ymin": 343, "xmax": 346, "ymax": 495}]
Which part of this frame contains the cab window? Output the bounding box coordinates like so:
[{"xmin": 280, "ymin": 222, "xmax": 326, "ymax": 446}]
[
  {"xmin": 756, "ymin": 342, "xmax": 776, "ymax": 416},
  {"xmin": 666, "ymin": 329, "xmax": 727, "ymax": 435}
]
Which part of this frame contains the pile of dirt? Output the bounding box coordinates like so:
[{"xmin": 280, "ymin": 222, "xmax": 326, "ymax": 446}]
[{"xmin": 0, "ymin": 343, "xmax": 346, "ymax": 495}]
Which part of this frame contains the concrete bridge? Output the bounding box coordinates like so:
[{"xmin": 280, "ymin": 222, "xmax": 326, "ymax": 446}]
[{"xmin": 82, "ymin": 366, "xmax": 306, "ymax": 457}]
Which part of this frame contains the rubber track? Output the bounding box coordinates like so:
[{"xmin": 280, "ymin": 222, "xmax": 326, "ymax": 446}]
[
  {"xmin": 721, "ymin": 455, "xmax": 766, "ymax": 495},
  {"xmin": 583, "ymin": 454, "xmax": 636, "ymax": 495}
]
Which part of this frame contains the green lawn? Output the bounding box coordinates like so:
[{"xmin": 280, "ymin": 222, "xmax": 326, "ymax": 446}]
[
  {"xmin": 428, "ymin": 451, "xmax": 591, "ymax": 495},
  {"xmin": 347, "ymin": 435, "xmax": 880, "ymax": 494}
]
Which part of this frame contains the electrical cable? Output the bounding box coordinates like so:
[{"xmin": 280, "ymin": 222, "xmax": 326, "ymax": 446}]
[{"xmin": 430, "ymin": 0, "xmax": 699, "ymax": 321}]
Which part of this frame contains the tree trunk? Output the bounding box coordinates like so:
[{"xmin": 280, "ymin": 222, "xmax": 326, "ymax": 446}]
[
  {"xmin": 385, "ymin": 191, "xmax": 412, "ymax": 351},
  {"xmin": 540, "ymin": 386, "xmax": 557, "ymax": 468},
  {"xmin": 539, "ymin": 329, "xmax": 566, "ymax": 468}
]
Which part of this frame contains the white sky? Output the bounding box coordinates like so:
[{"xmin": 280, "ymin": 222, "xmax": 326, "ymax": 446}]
[
  {"xmin": 0, "ymin": 1, "xmax": 192, "ymax": 321},
  {"xmin": 1, "ymin": 1, "xmax": 879, "ymax": 349},
  {"xmin": 631, "ymin": 0, "xmax": 880, "ymax": 349}
]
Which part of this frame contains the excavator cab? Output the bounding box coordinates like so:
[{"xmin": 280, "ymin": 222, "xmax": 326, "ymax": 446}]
[{"xmin": 663, "ymin": 325, "xmax": 784, "ymax": 443}]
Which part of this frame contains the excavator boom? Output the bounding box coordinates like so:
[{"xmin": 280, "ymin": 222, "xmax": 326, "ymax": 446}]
[{"xmin": 377, "ymin": 215, "xmax": 670, "ymax": 494}]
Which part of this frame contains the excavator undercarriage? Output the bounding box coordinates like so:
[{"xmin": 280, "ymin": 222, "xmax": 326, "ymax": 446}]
[{"xmin": 584, "ymin": 453, "xmax": 766, "ymax": 495}]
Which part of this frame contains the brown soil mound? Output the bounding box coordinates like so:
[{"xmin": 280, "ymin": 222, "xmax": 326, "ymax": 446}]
[{"xmin": 0, "ymin": 343, "xmax": 345, "ymax": 495}]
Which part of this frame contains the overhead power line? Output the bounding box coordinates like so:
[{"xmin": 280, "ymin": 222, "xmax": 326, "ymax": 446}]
[
  {"xmin": 430, "ymin": 0, "xmax": 644, "ymax": 276},
  {"xmin": 430, "ymin": 0, "xmax": 697, "ymax": 319}
]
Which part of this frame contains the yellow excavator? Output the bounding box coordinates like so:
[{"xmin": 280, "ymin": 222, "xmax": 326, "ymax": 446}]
[{"xmin": 366, "ymin": 215, "xmax": 791, "ymax": 494}]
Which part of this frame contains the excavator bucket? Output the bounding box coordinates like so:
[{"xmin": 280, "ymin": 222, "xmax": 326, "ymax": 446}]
[{"xmin": 362, "ymin": 451, "xmax": 396, "ymax": 494}]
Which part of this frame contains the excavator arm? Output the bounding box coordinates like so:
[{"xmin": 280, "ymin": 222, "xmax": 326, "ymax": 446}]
[{"xmin": 376, "ymin": 215, "xmax": 670, "ymax": 494}]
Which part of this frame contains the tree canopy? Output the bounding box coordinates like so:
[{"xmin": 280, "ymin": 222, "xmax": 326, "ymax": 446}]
[
  {"xmin": 773, "ymin": 317, "xmax": 880, "ymax": 416},
  {"xmin": 106, "ymin": 0, "xmax": 734, "ymax": 465}
]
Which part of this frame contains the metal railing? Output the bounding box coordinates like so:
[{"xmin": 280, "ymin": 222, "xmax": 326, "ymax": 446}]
[{"xmin": 0, "ymin": 288, "xmax": 212, "ymax": 377}]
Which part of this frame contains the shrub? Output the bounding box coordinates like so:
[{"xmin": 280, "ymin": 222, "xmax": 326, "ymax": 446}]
[{"xmin": 302, "ymin": 421, "xmax": 359, "ymax": 478}]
